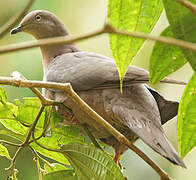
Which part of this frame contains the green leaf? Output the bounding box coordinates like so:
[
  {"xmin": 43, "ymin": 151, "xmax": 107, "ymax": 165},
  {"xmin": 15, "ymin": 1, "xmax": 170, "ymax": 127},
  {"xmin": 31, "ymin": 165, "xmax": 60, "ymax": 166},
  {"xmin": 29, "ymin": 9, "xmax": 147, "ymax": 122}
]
[
  {"xmin": 11, "ymin": 172, "xmax": 18, "ymax": 180},
  {"xmin": 108, "ymin": 0, "xmax": 163, "ymax": 83},
  {"xmin": 0, "ymin": 88, "xmax": 7, "ymax": 104},
  {"xmin": 44, "ymin": 163, "xmax": 67, "ymax": 173},
  {"xmin": 178, "ymin": 73, "xmax": 196, "ymax": 158},
  {"xmin": 61, "ymin": 143, "xmax": 124, "ymax": 180},
  {"xmin": 16, "ymin": 98, "xmax": 45, "ymax": 128},
  {"xmin": 30, "ymin": 125, "xmax": 84, "ymax": 166},
  {"xmin": 150, "ymin": 26, "xmax": 187, "ymax": 83},
  {"xmin": 0, "ymin": 129, "xmax": 25, "ymax": 142},
  {"xmin": 44, "ymin": 170, "xmax": 78, "ymax": 180},
  {"xmin": 163, "ymin": 0, "xmax": 196, "ymax": 71},
  {"xmin": 0, "ymin": 143, "xmax": 11, "ymax": 159}
]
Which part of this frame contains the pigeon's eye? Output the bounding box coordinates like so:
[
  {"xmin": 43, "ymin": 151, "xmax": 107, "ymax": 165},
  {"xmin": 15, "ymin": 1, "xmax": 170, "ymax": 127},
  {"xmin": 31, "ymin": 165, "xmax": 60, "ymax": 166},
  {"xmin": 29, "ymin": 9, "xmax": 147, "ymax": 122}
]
[{"xmin": 35, "ymin": 15, "xmax": 41, "ymax": 21}]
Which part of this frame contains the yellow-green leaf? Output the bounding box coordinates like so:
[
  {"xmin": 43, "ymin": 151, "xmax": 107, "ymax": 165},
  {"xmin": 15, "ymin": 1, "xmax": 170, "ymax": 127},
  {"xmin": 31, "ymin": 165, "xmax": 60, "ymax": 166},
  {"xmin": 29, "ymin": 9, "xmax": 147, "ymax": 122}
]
[
  {"xmin": 108, "ymin": 0, "xmax": 163, "ymax": 83},
  {"xmin": 0, "ymin": 144, "xmax": 11, "ymax": 159}
]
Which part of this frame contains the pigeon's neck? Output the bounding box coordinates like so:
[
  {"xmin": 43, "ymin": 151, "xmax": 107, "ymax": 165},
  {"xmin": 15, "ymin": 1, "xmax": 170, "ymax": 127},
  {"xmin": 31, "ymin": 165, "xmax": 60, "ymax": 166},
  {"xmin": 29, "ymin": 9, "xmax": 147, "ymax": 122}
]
[
  {"xmin": 36, "ymin": 25, "xmax": 80, "ymax": 75},
  {"xmin": 40, "ymin": 43, "xmax": 79, "ymax": 75}
]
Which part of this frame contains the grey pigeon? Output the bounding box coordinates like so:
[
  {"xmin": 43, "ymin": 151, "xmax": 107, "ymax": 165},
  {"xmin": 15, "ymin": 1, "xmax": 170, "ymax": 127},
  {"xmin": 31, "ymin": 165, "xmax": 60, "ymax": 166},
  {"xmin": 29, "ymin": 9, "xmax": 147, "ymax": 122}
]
[{"xmin": 11, "ymin": 10, "xmax": 185, "ymax": 167}]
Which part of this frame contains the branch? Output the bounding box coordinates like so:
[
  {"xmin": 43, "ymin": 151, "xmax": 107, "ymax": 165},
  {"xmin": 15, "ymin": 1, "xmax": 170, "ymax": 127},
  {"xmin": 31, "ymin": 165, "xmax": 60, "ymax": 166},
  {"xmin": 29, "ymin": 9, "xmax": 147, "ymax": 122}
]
[
  {"xmin": 0, "ymin": 0, "xmax": 34, "ymax": 39},
  {"xmin": 0, "ymin": 76, "xmax": 170, "ymax": 180},
  {"xmin": 0, "ymin": 24, "xmax": 196, "ymax": 55},
  {"xmin": 176, "ymin": 0, "xmax": 196, "ymax": 15},
  {"xmin": 11, "ymin": 72, "xmax": 104, "ymax": 151}
]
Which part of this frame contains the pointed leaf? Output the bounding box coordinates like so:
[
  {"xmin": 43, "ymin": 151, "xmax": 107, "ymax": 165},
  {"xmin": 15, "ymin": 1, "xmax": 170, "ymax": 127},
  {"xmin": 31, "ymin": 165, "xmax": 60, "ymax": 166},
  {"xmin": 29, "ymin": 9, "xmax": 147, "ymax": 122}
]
[
  {"xmin": 61, "ymin": 143, "xmax": 124, "ymax": 180},
  {"xmin": 108, "ymin": 0, "xmax": 163, "ymax": 82},
  {"xmin": 150, "ymin": 26, "xmax": 187, "ymax": 83},
  {"xmin": 178, "ymin": 73, "xmax": 196, "ymax": 158},
  {"xmin": 163, "ymin": 0, "xmax": 196, "ymax": 71},
  {"xmin": 0, "ymin": 144, "xmax": 11, "ymax": 159}
]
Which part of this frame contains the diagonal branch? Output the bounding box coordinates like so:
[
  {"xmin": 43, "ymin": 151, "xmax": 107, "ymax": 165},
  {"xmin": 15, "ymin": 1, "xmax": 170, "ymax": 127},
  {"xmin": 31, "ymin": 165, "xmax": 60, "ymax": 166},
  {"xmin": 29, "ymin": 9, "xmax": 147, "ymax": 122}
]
[
  {"xmin": 0, "ymin": 0, "xmax": 34, "ymax": 39},
  {"xmin": 0, "ymin": 76, "xmax": 171, "ymax": 180},
  {"xmin": 11, "ymin": 71, "xmax": 103, "ymax": 150}
]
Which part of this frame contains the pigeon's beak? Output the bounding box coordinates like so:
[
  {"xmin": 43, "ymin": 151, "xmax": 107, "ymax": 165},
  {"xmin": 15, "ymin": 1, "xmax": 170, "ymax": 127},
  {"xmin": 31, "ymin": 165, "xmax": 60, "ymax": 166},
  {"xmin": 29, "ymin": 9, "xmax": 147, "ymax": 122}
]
[{"xmin": 10, "ymin": 25, "xmax": 23, "ymax": 35}]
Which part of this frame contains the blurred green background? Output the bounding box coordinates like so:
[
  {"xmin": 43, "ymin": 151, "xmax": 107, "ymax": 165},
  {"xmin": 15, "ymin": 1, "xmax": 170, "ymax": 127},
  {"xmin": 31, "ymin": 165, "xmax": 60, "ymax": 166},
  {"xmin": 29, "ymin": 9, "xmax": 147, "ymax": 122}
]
[{"xmin": 0, "ymin": 0, "xmax": 195, "ymax": 179}]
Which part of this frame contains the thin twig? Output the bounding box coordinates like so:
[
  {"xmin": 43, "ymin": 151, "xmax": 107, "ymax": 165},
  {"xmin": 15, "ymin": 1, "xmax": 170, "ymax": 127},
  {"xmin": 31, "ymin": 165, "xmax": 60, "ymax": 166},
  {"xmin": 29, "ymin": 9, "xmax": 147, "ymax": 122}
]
[
  {"xmin": 5, "ymin": 147, "xmax": 23, "ymax": 171},
  {"xmin": 0, "ymin": 140, "xmax": 20, "ymax": 147},
  {"xmin": 21, "ymin": 106, "xmax": 45, "ymax": 147},
  {"xmin": 80, "ymin": 124, "xmax": 103, "ymax": 151},
  {"xmin": 0, "ymin": 23, "xmax": 195, "ymax": 55},
  {"xmin": 29, "ymin": 106, "xmax": 52, "ymax": 144},
  {"xmin": 0, "ymin": 0, "xmax": 34, "ymax": 39},
  {"xmin": 176, "ymin": 0, "xmax": 196, "ymax": 15},
  {"xmin": 0, "ymin": 76, "xmax": 170, "ymax": 179}
]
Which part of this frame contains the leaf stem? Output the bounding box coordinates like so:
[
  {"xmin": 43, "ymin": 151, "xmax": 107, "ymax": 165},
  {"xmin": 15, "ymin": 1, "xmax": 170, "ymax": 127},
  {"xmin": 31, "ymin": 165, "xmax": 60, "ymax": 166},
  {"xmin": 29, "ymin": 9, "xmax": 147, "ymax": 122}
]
[{"xmin": 80, "ymin": 124, "xmax": 103, "ymax": 151}]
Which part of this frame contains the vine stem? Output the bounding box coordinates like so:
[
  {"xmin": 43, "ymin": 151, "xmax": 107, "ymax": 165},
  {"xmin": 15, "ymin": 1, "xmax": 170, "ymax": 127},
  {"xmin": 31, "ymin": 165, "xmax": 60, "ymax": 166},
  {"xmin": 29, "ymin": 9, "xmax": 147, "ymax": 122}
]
[{"xmin": 0, "ymin": 0, "xmax": 34, "ymax": 39}]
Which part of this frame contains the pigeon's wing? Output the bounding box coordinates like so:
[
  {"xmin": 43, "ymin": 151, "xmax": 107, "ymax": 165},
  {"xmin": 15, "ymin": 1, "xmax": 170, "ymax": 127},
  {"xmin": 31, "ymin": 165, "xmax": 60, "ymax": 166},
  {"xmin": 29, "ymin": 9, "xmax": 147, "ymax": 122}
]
[
  {"xmin": 46, "ymin": 51, "xmax": 151, "ymax": 91},
  {"xmin": 46, "ymin": 52, "xmax": 179, "ymax": 123},
  {"xmin": 46, "ymin": 52, "xmax": 185, "ymax": 91}
]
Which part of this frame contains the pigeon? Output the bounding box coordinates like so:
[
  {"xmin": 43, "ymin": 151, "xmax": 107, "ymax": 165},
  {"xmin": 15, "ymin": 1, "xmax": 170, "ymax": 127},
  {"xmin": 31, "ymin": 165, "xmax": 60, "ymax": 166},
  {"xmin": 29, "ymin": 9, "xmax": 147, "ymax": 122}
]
[{"xmin": 11, "ymin": 10, "xmax": 185, "ymax": 167}]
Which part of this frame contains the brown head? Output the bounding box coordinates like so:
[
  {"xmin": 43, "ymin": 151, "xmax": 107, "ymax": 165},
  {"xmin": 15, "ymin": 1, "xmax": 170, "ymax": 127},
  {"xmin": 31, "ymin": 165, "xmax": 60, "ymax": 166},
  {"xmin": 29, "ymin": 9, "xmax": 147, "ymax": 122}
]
[
  {"xmin": 11, "ymin": 10, "xmax": 79, "ymax": 73},
  {"xmin": 11, "ymin": 10, "xmax": 69, "ymax": 39}
]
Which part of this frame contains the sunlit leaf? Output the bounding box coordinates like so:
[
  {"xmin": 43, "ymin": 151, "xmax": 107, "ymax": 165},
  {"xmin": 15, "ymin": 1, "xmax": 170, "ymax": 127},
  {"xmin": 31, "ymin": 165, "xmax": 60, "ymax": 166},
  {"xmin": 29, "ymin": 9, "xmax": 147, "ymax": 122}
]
[
  {"xmin": 178, "ymin": 73, "xmax": 196, "ymax": 158},
  {"xmin": 30, "ymin": 124, "xmax": 84, "ymax": 165},
  {"xmin": 108, "ymin": 0, "xmax": 163, "ymax": 84},
  {"xmin": 150, "ymin": 26, "xmax": 187, "ymax": 83},
  {"xmin": 0, "ymin": 88, "xmax": 84, "ymax": 166},
  {"xmin": 0, "ymin": 143, "xmax": 11, "ymax": 159},
  {"xmin": 0, "ymin": 88, "xmax": 7, "ymax": 104},
  {"xmin": 62, "ymin": 143, "xmax": 124, "ymax": 180},
  {"xmin": 11, "ymin": 172, "xmax": 18, "ymax": 180},
  {"xmin": 163, "ymin": 0, "xmax": 196, "ymax": 71}
]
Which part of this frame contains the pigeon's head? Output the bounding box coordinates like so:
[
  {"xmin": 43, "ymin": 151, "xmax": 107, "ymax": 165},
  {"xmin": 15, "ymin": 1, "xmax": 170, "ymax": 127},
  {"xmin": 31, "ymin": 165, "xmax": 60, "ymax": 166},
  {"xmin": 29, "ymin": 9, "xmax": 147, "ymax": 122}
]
[{"xmin": 11, "ymin": 10, "xmax": 69, "ymax": 39}]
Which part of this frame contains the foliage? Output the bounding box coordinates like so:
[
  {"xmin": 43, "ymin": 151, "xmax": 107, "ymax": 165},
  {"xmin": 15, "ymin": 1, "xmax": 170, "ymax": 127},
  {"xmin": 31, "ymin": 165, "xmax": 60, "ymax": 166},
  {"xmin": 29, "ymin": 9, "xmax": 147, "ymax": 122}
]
[
  {"xmin": 149, "ymin": 27, "xmax": 187, "ymax": 83},
  {"xmin": 0, "ymin": 0, "xmax": 196, "ymax": 179},
  {"xmin": 178, "ymin": 73, "xmax": 196, "ymax": 158},
  {"xmin": 0, "ymin": 88, "xmax": 124, "ymax": 180},
  {"xmin": 108, "ymin": 0, "xmax": 163, "ymax": 86}
]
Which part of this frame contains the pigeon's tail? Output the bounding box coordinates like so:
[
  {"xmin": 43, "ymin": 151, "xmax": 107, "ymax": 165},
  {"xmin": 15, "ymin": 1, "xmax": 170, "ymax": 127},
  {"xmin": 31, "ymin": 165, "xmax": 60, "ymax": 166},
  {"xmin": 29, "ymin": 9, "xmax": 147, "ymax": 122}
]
[
  {"xmin": 153, "ymin": 133, "xmax": 186, "ymax": 168},
  {"xmin": 112, "ymin": 104, "xmax": 186, "ymax": 168}
]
